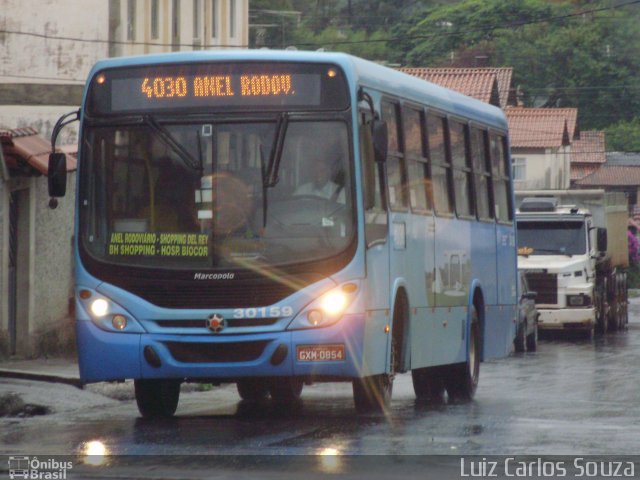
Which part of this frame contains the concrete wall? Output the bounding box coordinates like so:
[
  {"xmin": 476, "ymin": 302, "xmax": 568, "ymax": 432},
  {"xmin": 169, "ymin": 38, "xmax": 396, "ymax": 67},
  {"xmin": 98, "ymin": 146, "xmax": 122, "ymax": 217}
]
[{"xmin": 0, "ymin": 173, "xmax": 76, "ymax": 357}]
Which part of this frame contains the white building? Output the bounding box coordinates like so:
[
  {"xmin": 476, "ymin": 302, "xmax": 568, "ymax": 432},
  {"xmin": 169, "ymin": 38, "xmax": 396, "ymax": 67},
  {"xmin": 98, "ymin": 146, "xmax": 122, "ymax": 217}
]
[{"xmin": 0, "ymin": 0, "xmax": 248, "ymax": 356}]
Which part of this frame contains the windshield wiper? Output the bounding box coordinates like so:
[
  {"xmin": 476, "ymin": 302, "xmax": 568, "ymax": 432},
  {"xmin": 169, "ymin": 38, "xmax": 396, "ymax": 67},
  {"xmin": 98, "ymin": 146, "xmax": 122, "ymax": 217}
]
[
  {"xmin": 143, "ymin": 115, "xmax": 201, "ymax": 171},
  {"xmin": 261, "ymin": 113, "xmax": 289, "ymax": 227},
  {"xmin": 264, "ymin": 113, "xmax": 289, "ymax": 188}
]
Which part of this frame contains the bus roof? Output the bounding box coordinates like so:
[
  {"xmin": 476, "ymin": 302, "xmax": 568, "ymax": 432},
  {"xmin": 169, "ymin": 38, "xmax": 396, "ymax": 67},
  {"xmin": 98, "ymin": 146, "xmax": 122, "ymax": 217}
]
[{"xmin": 86, "ymin": 50, "xmax": 508, "ymax": 130}]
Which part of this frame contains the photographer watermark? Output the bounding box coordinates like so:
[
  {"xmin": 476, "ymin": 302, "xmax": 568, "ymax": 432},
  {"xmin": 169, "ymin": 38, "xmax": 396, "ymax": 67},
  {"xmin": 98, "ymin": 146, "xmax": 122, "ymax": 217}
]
[
  {"xmin": 460, "ymin": 456, "xmax": 636, "ymax": 478},
  {"xmin": 8, "ymin": 456, "xmax": 73, "ymax": 479}
]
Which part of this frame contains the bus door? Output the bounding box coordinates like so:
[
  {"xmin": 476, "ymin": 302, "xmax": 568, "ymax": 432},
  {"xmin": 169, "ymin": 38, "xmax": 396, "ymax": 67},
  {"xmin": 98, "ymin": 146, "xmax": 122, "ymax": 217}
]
[{"xmin": 360, "ymin": 110, "xmax": 390, "ymax": 375}]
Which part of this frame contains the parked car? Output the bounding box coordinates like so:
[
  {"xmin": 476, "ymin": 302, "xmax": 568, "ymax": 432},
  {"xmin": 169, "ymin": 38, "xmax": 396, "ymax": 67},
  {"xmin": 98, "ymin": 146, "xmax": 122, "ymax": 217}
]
[{"xmin": 514, "ymin": 271, "xmax": 539, "ymax": 352}]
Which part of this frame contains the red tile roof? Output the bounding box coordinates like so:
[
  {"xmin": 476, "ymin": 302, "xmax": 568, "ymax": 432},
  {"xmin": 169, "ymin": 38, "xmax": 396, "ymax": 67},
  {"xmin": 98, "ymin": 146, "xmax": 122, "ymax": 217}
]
[
  {"xmin": 571, "ymin": 131, "xmax": 606, "ymax": 164},
  {"xmin": 398, "ymin": 67, "xmax": 514, "ymax": 108},
  {"xmin": 506, "ymin": 107, "xmax": 578, "ymax": 148},
  {"xmin": 570, "ymin": 164, "xmax": 600, "ymax": 181},
  {"xmin": 0, "ymin": 127, "xmax": 76, "ymax": 175},
  {"xmin": 575, "ymin": 165, "xmax": 640, "ymax": 186}
]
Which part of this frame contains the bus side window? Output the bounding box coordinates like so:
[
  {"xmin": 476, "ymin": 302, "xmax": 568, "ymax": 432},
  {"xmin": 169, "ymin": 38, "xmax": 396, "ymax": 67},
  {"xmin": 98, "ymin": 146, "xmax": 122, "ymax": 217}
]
[
  {"xmin": 402, "ymin": 106, "xmax": 431, "ymax": 213},
  {"xmin": 470, "ymin": 127, "xmax": 493, "ymax": 220},
  {"xmin": 490, "ymin": 133, "xmax": 513, "ymax": 222},
  {"xmin": 381, "ymin": 100, "xmax": 408, "ymax": 211},
  {"xmin": 450, "ymin": 120, "xmax": 474, "ymax": 218},
  {"xmin": 427, "ymin": 113, "xmax": 453, "ymax": 215},
  {"xmin": 360, "ymin": 113, "xmax": 388, "ymax": 247}
]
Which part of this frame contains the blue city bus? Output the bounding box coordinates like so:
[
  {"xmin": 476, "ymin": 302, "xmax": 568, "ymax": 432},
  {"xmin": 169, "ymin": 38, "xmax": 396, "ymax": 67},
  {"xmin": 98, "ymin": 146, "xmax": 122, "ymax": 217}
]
[{"xmin": 48, "ymin": 50, "xmax": 517, "ymax": 417}]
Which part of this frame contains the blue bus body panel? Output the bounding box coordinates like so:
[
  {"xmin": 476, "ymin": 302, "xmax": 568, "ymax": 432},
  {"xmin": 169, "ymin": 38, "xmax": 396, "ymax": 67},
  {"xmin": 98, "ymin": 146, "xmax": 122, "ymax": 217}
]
[{"xmin": 75, "ymin": 50, "xmax": 516, "ymax": 383}]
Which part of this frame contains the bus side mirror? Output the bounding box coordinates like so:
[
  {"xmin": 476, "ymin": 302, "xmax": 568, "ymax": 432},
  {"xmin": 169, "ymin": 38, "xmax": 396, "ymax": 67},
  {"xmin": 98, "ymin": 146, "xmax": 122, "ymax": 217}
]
[
  {"xmin": 372, "ymin": 120, "xmax": 388, "ymax": 163},
  {"xmin": 597, "ymin": 227, "xmax": 607, "ymax": 253},
  {"xmin": 48, "ymin": 152, "xmax": 67, "ymax": 198}
]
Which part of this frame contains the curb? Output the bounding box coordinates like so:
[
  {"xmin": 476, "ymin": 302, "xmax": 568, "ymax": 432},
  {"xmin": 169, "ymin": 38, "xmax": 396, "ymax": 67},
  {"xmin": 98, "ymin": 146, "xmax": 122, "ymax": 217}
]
[{"xmin": 0, "ymin": 369, "xmax": 83, "ymax": 389}]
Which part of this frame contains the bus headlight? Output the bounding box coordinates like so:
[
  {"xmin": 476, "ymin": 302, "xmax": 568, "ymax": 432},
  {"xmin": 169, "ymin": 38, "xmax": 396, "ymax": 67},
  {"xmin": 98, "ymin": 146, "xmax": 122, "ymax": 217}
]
[
  {"xmin": 90, "ymin": 299, "xmax": 109, "ymax": 317},
  {"xmin": 320, "ymin": 291, "xmax": 348, "ymax": 316},
  {"xmin": 78, "ymin": 289, "xmax": 145, "ymax": 333},
  {"xmin": 288, "ymin": 282, "xmax": 360, "ymax": 330}
]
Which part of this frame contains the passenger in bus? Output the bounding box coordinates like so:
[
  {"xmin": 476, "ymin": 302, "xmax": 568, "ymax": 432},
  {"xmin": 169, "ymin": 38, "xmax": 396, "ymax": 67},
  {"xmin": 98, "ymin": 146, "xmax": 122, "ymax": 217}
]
[
  {"xmin": 149, "ymin": 160, "xmax": 199, "ymax": 233},
  {"xmin": 293, "ymin": 159, "xmax": 345, "ymax": 203}
]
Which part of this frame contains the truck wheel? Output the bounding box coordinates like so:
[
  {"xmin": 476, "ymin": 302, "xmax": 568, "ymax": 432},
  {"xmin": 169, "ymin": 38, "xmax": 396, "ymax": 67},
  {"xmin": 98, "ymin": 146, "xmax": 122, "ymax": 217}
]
[
  {"xmin": 412, "ymin": 366, "xmax": 445, "ymax": 403},
  {"xmin": 134, "ymin": 379, "xmax": 181, "ymax": 418},
  {"xmin": 595, "ymin": 281, "xmax": 608, "ymax": 335},
  {"xmin": 444, "ymin": 306, "xmax": 480, "ymax": 402}
]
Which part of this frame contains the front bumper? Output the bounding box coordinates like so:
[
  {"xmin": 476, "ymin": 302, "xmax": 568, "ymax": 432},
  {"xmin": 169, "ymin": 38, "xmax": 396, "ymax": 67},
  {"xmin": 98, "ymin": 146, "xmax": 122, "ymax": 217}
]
[
  {"xmin": 536, "ymin": 307, "xmax": 595, "ymax": 331},
  {"xmin": 76, "ymin": 313, "xmax": 367, "ymax": 384}
]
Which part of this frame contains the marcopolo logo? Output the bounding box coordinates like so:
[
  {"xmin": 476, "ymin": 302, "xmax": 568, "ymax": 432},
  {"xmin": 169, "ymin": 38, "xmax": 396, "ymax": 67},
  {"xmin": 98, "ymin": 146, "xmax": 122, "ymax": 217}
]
[
  {"xmin": 194, "ymin": 272, "xmax": 235, "ymax": 280},
  {"xmin": 8, "ymin": 457, "xmax": 73, "ymax": 479}
]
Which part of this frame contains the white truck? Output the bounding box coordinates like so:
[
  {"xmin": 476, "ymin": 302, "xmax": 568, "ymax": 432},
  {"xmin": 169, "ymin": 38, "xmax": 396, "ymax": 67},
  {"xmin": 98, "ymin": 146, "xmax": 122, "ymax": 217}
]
[{"xmin": 515, "ymin": 190, "xmax": 628, "ymax": 335}]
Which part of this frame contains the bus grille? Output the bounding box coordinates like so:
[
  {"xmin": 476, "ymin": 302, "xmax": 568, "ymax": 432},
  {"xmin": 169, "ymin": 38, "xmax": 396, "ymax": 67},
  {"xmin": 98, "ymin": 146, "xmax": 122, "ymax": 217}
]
[
  {"xmin": 163, "ymin": 340, "xmax": 270, "ymax": 363},
  {"xmin": 117, "ymin": 275, "xmax": 318, "ymax": 309},
  {"xmin": 525, "ymin": 272, "xmax": 558, "ymax": 304}
]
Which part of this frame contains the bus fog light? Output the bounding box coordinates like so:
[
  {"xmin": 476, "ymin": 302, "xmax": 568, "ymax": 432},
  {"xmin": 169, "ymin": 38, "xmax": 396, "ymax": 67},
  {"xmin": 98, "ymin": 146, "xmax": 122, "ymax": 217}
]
[
  {"xmin": 90, "ymin": 299, "xmax": 109, "ymax": 317},
  {"xmin": 112, "ymin": 314, "xmax": 127, "ymax": 330},
  {"xmin": 307, "ymin": 310, "xmax": 324, "ymax": 326}
]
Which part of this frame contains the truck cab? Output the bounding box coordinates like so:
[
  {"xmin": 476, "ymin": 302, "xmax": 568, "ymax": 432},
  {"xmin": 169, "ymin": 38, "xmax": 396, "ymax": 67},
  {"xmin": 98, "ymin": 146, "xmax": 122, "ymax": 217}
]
[{"xmin": 516, "ymin": 197, "xmax": 601, "ymax": 333}]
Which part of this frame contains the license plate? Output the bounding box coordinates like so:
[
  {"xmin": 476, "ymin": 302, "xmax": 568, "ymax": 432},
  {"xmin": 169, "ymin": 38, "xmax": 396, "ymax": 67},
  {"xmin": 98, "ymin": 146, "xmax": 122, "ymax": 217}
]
[{"xmin": 296, "ymin": 344, "xmax": 345, "ymax": 362}]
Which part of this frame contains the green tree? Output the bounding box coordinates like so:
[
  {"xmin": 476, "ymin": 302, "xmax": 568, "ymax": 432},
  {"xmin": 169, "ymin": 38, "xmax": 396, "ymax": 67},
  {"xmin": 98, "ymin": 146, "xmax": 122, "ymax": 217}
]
[{"xmin": 604, "ymin": 118, "xmax": 640, "ymax": 152}]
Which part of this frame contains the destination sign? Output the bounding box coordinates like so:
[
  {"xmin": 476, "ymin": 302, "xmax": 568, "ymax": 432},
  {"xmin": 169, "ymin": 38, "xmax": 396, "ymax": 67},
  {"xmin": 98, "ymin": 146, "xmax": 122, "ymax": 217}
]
[{"xmin": 87, "ymin": 62, "xmax": 349, "ymax": 114}]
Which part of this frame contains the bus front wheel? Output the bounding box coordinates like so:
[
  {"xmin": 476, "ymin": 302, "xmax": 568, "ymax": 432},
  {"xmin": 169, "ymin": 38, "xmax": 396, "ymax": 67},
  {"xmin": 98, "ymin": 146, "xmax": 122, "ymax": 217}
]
[
  {"xmin": 352, "ymin": 374, "xmax": 393, "ymax": 413},
  {"xmin": 134, "ymin": 379, "xmax": 181, "ymax": 418},
  {"xmin": 444, "ymin": 307, "xmax": 480, "ymax": 402}
]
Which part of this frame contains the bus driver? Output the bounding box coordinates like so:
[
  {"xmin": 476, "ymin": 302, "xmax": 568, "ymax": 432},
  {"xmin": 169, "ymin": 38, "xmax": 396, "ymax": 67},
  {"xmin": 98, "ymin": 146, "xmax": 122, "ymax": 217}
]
[{"xmin": 294, "ymin": 159, "xmax": 345, "ymax": 203}]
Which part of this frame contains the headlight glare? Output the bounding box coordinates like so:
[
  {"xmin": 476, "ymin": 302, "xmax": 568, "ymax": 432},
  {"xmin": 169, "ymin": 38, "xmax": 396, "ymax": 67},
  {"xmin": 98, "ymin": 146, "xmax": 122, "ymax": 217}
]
[
  {"xmin": 90, "ymin": 298, "xmax": 109, "ymax": 317},
  {"xmin": 320, "ymin": 291, "xmax": 348, "ymax": 316}
]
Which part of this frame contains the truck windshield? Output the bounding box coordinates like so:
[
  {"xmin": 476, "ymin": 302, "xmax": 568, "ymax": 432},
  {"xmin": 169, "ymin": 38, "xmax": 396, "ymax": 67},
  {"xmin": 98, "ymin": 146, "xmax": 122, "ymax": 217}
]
[
  {"xmin": 517, "ymin": 220, "xmax": 586, "ymax": 256},
  {"xmin": 79, "ymin": 119, "xmax": 354, "ymax": 270}
]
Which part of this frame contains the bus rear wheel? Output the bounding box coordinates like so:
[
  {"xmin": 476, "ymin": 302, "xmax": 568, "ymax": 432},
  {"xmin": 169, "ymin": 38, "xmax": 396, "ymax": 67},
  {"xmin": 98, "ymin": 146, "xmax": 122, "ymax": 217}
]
[
  {"xmin": 412, "ymin": 366, "xmax": 445, "ymax": 403},
  {"xmin": 134, "ymin": 379, "xmax": 181, "ymax": 418},
  {"xmin": 444, "ymin": 307, "xmax": 480, "ymax": 402}
]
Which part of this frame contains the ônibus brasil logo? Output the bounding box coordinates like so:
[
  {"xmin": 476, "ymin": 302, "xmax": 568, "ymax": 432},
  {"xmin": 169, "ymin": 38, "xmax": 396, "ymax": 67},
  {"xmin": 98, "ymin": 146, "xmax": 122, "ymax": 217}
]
[{"xmin": 8, "ymin": 456, "xmax": 73, "ymax": 479}]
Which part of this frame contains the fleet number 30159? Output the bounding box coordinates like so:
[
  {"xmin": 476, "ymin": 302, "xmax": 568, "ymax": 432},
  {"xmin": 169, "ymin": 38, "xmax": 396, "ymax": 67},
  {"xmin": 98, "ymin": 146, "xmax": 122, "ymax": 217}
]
[{"xmin": 233, "ymin": 306, "xmax": 294, "ymax": 318}]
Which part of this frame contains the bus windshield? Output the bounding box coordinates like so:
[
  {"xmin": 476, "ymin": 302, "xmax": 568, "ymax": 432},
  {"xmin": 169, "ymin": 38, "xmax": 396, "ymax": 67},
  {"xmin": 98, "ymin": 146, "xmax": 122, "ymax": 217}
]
[
  {"xmin": 517, "ymin": 220, "xmax": 586, "ymax": 256},
  {"xmin": 80, "ymin": 119, "xmax": 354, "ymax": 270}
]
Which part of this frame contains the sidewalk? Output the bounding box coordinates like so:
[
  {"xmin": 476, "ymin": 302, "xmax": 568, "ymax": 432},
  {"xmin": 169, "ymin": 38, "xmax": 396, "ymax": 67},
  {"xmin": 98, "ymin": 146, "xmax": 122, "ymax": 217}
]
[{"xmin": 0, "ymin": 357, "xmax": 82, "ymax": 388}]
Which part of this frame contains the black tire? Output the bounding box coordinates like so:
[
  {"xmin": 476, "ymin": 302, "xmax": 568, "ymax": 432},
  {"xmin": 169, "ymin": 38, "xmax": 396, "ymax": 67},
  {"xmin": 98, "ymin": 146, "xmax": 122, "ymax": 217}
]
[
  {"xmin": 268, "ymin": 378, "xmax": 304, "ymax": 403},
  {"xmin": 621, "ymin": 274, "xmax": 628, "ymax": 328},
  {"xmin": 444, "ymin": 307, "xmax": 480, "ymax": 402},
  {"xmin": 412, "ymin": 366, "xmax": 445, "ymax": 403},
  {"xmin": 134, "ymin": 379, "xmax": 181, "ymax": 418},
  {"xmin": 352, "ymin": 293, "xmax": 405, "ymax": 413},
  {"xmin": 352, "ymin": 374, "xmax": 393, "ymax": 413},
  {"xmin": 595, "ymin": 281, "xmax": 608, "ymax": 335},
  {"xmin": 237, "ymin": 379, "xmax": 269, "ymax": 402},
  {"xmin": 513, "ymin": 324, "xmax": 526, "ymax": 353},
  {"xmin": 526, "ymin": 324, "xmax": 538, "ymax": 352}
]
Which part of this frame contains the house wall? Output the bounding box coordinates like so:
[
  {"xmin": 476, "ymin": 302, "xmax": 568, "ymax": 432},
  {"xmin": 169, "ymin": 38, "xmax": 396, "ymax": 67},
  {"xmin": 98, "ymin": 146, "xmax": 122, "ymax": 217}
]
[
  {"xmin": 512, "ymin": 147, "xmax": 571, "ymax": 191},
  {"xmin": 0, "ymin": 173, "xmax": 76, "ymax": 357},
  {"xmin": 109, "ymin": 0, "xmax": 249, "ymax": 57}
]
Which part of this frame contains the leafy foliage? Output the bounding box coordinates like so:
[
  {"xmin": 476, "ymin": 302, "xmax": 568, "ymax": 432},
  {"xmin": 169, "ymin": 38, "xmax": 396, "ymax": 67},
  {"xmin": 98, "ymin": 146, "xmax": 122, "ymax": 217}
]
[{"xmin": 249, "ymin": 0, "xmax": 640, "ymax": 149}]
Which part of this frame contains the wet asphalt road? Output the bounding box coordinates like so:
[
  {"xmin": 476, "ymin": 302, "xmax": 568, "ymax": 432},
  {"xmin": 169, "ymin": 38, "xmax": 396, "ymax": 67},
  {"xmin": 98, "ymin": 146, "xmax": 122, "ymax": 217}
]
[{"xmin": 2, "ymin": 301, "xmax": 640, "ymax": 478}]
